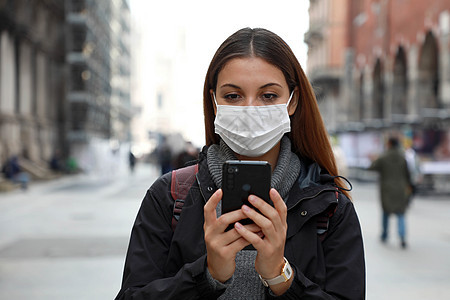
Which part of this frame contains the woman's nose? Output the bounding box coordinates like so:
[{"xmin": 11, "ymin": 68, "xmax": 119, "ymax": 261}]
[{"xmin": 245, "ymin": 97, "xmax": 259, "ymax": 106}]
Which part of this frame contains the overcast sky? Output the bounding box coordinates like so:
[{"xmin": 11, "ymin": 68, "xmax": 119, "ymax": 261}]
[{"xmin": 129, "ymin": 0, "xmax": 310, "ymax": 148}]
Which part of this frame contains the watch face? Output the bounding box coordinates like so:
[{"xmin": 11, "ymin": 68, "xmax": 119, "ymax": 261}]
[
  {"xmin": 259, "ymin": 258, "xmax": 292, "ymax": 286},
  {"xmin": 285, "ymin": 263, "xmax": 292, "ymax": 279}
]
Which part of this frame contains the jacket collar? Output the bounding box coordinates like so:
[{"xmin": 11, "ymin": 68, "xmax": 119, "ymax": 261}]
[
  {"xmin": 196, "ymin": 146, "xmax": 217, "ymax": 202},
  {"xmin": 196, "ymin": 145, "xmax": 338, "ymax": 207},
  {"xmin": 196, "ymin": 146, "xmax": 339, "ymax": 239}
]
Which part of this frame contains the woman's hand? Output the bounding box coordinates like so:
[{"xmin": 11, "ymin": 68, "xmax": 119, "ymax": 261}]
[
  {"xmin": 234, "ymin": 188, "xmax": 292, "ymax": 294},
  {"xmin": 204, "ymin": 189, "xmax": 263, "ymax": 283}
]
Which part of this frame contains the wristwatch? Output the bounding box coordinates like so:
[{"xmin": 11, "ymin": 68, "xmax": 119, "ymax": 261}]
[{"xmin": 259, "ymin": 257, "xmax": 293, "ymax": 287}]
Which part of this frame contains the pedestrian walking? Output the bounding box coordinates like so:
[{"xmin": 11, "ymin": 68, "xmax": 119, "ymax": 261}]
[
  {"xmin": 368, "ymin": 136, "xmax": 413, "ymax": 249},
  {"xmin": 128, "ymin": 150, "xmax": 136, "ymax": 173},
  {"xmin": 404, "ymin": 140, "xmax": 422, "ymax": 199},
  {"xmin": 115, "ymin": 27, "xmax": 365, "ymax": 299},
  {"xmin": 156, "ymin": 137, "xmax": 173, "ymax": 175},
  {"xmin": 173, "ymin": 141, "xmax": 199, "ymax": 169}
]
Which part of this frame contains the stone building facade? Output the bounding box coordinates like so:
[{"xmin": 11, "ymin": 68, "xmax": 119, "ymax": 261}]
[
  {"xmin": 65, "ymin": 0, "xmax": 132, "ymax": 173},
  {"xmin": 0, "ymin": 0, "xmax": 65, "ymax": 166},
  {"xmin": 0, "ymin": 0, "xmax": 132, "ymax": 175}
]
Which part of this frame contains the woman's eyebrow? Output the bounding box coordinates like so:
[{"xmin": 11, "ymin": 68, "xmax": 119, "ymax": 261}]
[
  {"xmin": 220, "ymin": 83, "xmax": 283, "ymax": 90},
  {"xmin": 259, "ymin": 83, "xmax": 283, "ymax": 89},
  {"xmin": 219, "ymin": 83, "xmax": 241, "ymax": 90}
]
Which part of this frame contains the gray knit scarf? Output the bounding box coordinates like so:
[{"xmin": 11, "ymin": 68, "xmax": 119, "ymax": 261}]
[{"xmin": 206, "ymin": 136, "xmax": 301, "ymax": 299}]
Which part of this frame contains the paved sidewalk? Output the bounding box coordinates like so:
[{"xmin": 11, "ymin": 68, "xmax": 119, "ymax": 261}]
[
  {"xmin": 0, "ymin": 164, "xmax": 449, "ymax": 299},
  {"xmin": 0, "ymin": 163, "xmax": 161, "ymax": 300},
  {"xmin": 351, "ymin": 182, "xmax": 450, "ymax": 299}
]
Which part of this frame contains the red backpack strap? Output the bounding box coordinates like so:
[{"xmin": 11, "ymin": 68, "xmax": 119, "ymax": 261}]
[
  {"xmin": 171, "ymin": 164, "xmax": 199, "ymax": 231},
  {"xmin": 317, "ymin": 188, "xmax": 339, "ymax": 242}
]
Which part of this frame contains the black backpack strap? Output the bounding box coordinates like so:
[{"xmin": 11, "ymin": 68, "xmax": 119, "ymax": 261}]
[
  {"xmin": 317, "ymin": 188, "xmax": 339, "ymax": 242},
  {"xmin": 171, "ymin": 164, "xmax": 199, "ymax": 231}
]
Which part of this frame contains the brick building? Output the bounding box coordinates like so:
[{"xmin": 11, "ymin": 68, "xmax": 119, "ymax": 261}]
[
  {"xmin": 305, "ymin": 0, "xmax": 450, "ymax": 186},
  {"xmin": 347, "ymin": 0, "xmax": 450, "ymax": 123}
]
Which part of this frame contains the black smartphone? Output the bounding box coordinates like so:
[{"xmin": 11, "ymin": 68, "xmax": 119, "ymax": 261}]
[{"xmin": 221, "ymin": 160, "xmax": 272, "ymax": 228}]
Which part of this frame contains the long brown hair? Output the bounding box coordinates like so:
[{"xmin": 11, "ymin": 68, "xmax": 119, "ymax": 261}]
[{"xmin": 203, "ymin": 28, "xmax": 350, "ymax": 199}]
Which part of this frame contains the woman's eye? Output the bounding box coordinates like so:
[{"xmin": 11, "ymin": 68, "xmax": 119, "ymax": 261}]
[
  {"xmin": 261, "ymin": 93, "xmax": 278, "ymax": 101},
  {"xmin": 224, "ymin": 94, "xmax": 241, "ymax": 101}
]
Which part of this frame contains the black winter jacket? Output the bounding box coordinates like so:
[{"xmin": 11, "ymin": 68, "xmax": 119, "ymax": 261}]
[{"xmin": 115, "ymin": 148, "xmax": 365, "ymax": 299}]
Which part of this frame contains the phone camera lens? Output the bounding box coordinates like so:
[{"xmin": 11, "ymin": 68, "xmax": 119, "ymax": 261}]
[{"xmin": 228, "ymin": 166, "xmax": 239, "ymax": 173}]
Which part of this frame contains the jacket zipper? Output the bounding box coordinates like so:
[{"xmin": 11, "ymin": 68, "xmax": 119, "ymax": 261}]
[{"xmin": 196, "ymin": 175, "xmax": 208, "ymax": 204}]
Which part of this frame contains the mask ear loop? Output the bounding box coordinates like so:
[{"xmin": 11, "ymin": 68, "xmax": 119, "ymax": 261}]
[
  {"xmin": 286, "ymin": 91, "xmax": 295, "ymax": 115},
  {"xmin": 287, "ymin": 91, "xmax": 294, "ymax": 106},
  {"xmin": 212, "ymin": 93, "xmax": 220, "ymax": 115},
  {"xmin": 286, "ymin": 90, "xmax": 295, "ymax": 111}
]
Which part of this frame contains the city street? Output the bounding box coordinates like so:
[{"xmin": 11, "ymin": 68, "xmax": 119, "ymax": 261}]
[{"xmin": 0, "ymin": 163, "xmax": 449, "ymax": 299}]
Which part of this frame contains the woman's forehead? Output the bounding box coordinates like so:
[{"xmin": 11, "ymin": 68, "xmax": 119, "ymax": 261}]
[{"xmin": 217, "ymin": 57, "xmax": 287, "ymax": 89}]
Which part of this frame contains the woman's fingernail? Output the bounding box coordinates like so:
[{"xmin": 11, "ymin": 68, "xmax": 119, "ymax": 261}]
[
  {"xmin": 248, "ymin": 195, "xmax": 256, "ymax": 203},
  {"xmin": 242, "ymin": 205, "xmax": 250, "ymax": 212},
  {"xmin": 235, "ymin": 222, "xmax": 242, "ymax": 229}
]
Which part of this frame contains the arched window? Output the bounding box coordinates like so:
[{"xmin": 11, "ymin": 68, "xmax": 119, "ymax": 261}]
[
  {"xmin": 359, "ymin": 72, "xmax": 365, "ymax": 121},
  {"xmin": 418, "ymin": 31, "xmax": 439, "ymax": 109},
  {"xmin": 372, "ymin": 59, "xmax": 384, "ymax": 119},
  {"xmin": 392, "ymin": 46, "xmax": 408, "ymax": 114}
]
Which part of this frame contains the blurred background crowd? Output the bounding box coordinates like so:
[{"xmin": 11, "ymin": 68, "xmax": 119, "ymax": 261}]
[{"xmin": 1, "ymin": 0, "xmax": 450, "ymax": 193}]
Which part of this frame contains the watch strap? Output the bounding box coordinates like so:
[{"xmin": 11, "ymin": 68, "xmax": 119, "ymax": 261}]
[{"xmin": 259, "ymin": 257, "xmax": 293, "ymax": 287}]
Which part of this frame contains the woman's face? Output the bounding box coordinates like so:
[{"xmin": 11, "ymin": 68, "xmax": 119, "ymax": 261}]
[{"xmin": 212, "ymin": 57, "xmax": 297, "ymax": 114}]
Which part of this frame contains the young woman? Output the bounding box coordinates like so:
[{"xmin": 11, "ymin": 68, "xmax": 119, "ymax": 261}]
[{"xmin": 115, "ymin": 28, "xmax": 365, "ymax": 299}]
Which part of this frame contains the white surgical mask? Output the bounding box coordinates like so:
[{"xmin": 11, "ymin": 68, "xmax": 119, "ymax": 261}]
[{"xmin": 213, "ymin": 92, "xmax": 293, "ymax": 157}]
